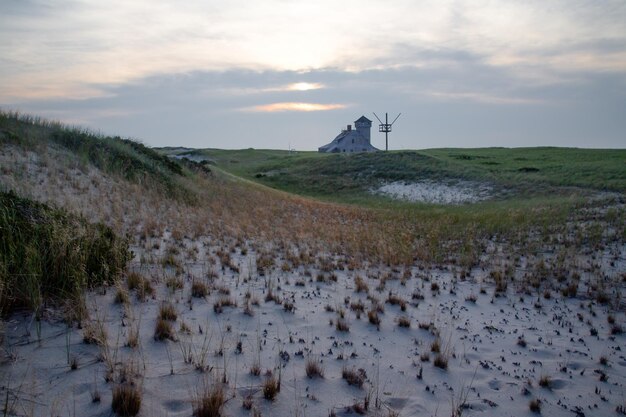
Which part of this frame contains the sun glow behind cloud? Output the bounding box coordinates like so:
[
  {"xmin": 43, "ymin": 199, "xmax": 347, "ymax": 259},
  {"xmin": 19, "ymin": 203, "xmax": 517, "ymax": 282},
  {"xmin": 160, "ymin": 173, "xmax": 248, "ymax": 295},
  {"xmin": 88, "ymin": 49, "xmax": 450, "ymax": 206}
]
[
  {"xmin": 287, "ymin": 82, "xmax": 324, "ymax": 91},
  {"xmin": 244, "ymin": 102, "xmax": 346, "ymax": 112}
]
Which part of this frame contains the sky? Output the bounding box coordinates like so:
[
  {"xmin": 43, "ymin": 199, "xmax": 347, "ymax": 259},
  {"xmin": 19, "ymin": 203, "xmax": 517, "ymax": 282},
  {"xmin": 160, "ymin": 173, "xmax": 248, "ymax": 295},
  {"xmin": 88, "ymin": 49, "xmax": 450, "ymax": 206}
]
[{"xmin": 1, "ymin": 0, "xmax": 625, "ymax": 150}]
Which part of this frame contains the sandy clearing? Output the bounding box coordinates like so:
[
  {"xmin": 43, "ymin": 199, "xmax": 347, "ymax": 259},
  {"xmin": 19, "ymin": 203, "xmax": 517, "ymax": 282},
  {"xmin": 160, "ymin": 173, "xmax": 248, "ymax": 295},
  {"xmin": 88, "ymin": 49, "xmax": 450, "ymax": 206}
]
[{"xmin": 373, "ymin": 180, "xmax": 493, "ymax": 204}]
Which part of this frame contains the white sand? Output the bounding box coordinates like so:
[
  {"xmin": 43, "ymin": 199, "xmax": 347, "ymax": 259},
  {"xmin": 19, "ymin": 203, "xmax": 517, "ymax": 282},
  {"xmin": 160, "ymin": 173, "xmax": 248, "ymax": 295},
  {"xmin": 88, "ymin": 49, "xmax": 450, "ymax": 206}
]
[
  {"xmin": 374, "ymin": 181, "xmax": 493, "ymax": 204},
  {"xmin": 2, "ymin": 238, "xmax": 624, "ymax": 417}
]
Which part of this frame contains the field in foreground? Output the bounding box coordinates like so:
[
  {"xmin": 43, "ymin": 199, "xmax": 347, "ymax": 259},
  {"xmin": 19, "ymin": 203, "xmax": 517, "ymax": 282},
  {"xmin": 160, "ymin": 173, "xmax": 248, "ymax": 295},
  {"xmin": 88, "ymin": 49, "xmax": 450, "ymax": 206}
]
[{"xmin": 1, "ymin": 112, "xmax": 624, "ymax": 416}]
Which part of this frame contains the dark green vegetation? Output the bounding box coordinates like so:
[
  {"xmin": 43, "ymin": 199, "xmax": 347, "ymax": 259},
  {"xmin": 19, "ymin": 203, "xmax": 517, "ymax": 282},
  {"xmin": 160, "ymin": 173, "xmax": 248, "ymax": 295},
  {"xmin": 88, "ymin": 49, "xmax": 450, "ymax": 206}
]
[
  {"xmin": 0, "ymin": 190, "xmax": 130, "ymax": 315},
  {"xmin": 169, "ymin": 147, "xmax": 626, "ymax": 204},
  {"xmin": 1, "ymin": 111, "xmax": 202, "ymax": 202}
]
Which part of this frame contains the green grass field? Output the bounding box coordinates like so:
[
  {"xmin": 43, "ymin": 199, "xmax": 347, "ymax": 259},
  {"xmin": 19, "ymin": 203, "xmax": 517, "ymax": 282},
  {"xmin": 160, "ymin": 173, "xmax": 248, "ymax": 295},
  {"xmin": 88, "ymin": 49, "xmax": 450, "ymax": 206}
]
[{"xmin": 162, "ymin": 147, "xmax": 626, "ymax": 206}]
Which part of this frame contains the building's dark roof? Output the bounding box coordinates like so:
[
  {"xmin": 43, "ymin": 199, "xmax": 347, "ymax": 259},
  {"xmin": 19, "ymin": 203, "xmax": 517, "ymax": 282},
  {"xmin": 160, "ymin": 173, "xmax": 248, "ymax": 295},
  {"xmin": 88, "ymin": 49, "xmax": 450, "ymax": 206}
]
[{"xmin": 354, "ymin": 115, "xmax": 372, "ymax": 124}]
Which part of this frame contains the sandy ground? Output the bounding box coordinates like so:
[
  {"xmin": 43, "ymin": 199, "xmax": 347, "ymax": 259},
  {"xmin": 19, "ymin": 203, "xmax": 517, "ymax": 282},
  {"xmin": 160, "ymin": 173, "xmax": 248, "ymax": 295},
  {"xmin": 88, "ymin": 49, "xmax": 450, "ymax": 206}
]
[
  {"xmin": 2, "ymin": 235, "xmax": 624, "ymax": 417},
  {"xmin": 1, "ymin": 144, "xmax": 625, "ymax": 416},
  {"xmin": 373, "ymin": 181, "xmax": 494, "ymax": 204}
]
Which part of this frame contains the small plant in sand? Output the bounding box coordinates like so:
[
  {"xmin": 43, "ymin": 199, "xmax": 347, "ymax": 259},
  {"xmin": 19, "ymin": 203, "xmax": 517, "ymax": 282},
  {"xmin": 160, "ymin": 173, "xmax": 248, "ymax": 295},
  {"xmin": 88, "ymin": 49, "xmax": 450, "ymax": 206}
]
[
  {"xmin": 242, "ymin": 395, "xmax": 253, "ymax": 410},
  {"xmin": 115, "ymin": 287, "xmax": 130, "ymax": 304},
  {"xmin": 83, "ymin": 319, "xmax": 108, "ymax": 346},
  {"xmin": 354, "ymin": 276, "xmax": 369, "ymax": 293},
  {"xmin": 465, "ymin": 293, "xmax": 477, "ymax": 303},
  {"xmin": 166, "ymin": 276, "xmax": 184, "ymax": 291},
  {"xmin": 433, "ymin": 354, "xmax": 448, "ymax": 370},
  {"xmin": 192, "ymin": 279, "xmax": 209, "ymax": 298},
  {"xmin": 342, "ymin": 366, "xmax": 366, "ymax": 388},
  {"xmin": 397, "ymin": 316, "xmax": 411, "ymax": 328},
  {"xmin": 386, "ymin": 293, "xmax": 407, "ymax": 311},
  {"xmin": 243, "ymin": 300, "xmax": 254, "ymax": 316},
  {"xmin": 529, "ymin": 398, "xmax": 541, "ymax": 413},
  {"xmin": 126, "ymin": 326, "xmax": 140, "ymax": 349},
  {"xmin": 561, "ymin": 282, "xmax": 578, "ymax": 298},
  {"xmin": 127, "ymin": 272, "xmax": 154, "ymax": 300},
  {"xmin": 538, "ymin": 375, "xmax": 552, "ymax": 389},
  {"xmin": 154, "ymin": 317, "xmax": 175, "ymax": 341},
  {"xmin": 305, "ymin": 356, "xmax": 324, "ymax": 378},
  {"xmin": 367, "ymin": 309, "xmax": 381, "ymax": 328},
  {"xmin": 263, "ymin": 375, "xmax": 280, "ymax": 400},
  {"xmin": 213, "ymin": 296, "xmax": 237, "ymax": 314},
  {"xmin": 430, "ymin": 338, "xmax": 441, "ymax": 353},
  {"xmin": 250, "ymin": 362, "xmax": 261, "ymax": 376},
  {"xmin": 350, "ymin": 300, "xmax": 365, "ymax": 315},
  {"xmin": 192, "ymin": 381, "xmax": 226, "ymax": 417},
  {"xmin": 283, "ymin": 300, "xmax": 295, "ymax": 312},
  {"xmin": 336, "ymin": 318, "xmax": 350, "ymax": 332},
  {"xmin": 112, "ymin": 383, "xmax": 142, "ymax": 416},
  {"xmin": 159, "ymin": 302, "xmax": 178, "ymax": 321}
]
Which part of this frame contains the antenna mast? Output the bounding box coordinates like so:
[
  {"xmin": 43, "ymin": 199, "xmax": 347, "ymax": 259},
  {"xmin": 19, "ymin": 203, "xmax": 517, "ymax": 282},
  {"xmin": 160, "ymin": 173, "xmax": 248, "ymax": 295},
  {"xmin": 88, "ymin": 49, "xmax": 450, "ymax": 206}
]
[{"xmin": 373, "ymin": 112, "xmax": 401, "ymax": 151}]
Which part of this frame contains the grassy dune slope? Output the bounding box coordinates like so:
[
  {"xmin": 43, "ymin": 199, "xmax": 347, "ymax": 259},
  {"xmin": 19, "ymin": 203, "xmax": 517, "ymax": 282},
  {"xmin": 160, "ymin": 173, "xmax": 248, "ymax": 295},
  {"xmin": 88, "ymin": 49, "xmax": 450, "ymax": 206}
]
[
  {"xmin": 1, "ymin": 112, "xmax": 195, "ymax": 202},
  {"xmin": 174, "ymin": 147, "xmax": 626, "ymax": 204}
]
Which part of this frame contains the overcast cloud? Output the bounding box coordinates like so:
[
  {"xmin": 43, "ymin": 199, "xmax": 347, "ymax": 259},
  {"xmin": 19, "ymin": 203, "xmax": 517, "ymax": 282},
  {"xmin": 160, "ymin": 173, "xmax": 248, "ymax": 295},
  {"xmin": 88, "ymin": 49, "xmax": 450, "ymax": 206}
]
[{"xmin": 1, "ymin": 0, "xmax": 625, "ymax": 149}]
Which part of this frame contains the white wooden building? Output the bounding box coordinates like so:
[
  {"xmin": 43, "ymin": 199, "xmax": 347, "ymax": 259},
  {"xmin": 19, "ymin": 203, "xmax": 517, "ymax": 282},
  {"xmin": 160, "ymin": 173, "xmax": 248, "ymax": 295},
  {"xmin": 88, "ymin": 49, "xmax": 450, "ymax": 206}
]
[{"xmin": 318, "ymin": 116, "xmax": 379, "ymax": 153}]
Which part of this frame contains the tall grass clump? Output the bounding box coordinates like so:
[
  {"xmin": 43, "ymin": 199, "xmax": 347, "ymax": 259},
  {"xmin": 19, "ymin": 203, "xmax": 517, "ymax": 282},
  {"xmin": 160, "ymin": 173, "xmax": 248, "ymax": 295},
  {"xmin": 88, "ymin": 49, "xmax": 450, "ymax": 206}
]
[
  {"xmin": 193, "ymin": 380, "xmax": 226, "ymax": 417},
  {"xmin": 0, "ymin": 190, "xmax": 130, "ymax": 314},
  {"xmin": 111, "ymin": 383, "xmax": 142, "ymax": 416}
]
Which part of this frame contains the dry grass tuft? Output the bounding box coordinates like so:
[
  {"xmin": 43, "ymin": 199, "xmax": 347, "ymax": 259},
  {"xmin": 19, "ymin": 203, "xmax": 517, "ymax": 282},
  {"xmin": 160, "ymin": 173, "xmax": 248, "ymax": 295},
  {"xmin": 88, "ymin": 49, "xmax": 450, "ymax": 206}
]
[
  {"xmin": 192, "ymin": 280, "xmax": 209, "ymax": 298},
  {"xmin": 336, "ymin": 318, "xmax": 350, "ymax": 332},
  {"xmin": 127, "ymin": 272, "xmax": 154, "ymax": 300},
  {"xmin": 538, "ymin": 375, "xmax": 552, "ymax": 389},
  {"xmin": 250, "ymin": 363, "xmax": 261, "ymax": 376},
  {"xmin": 166, "ymin": 276, "xmax": 184, "ymax": 291},
  {"xmin": 397, "ymin": 316, "xmax": 411, "ymax": 328},
  {"xmin": 305, "ymin": 356, "xmax": 324, "ymax": 378},
  {"xmin": 430, "ymin": 339, "xmax": 441, "ymax": 353},
  {"xmin": 154, "ymin": 317, "xmax": 175, "ymax": 341},
  {"xmin": 368, "ymin": 309, "xmax": 381, "ymax": 327},
  {"xmin": 529, "ymin": 398, "xmax": 541, "ymax": 413},
  {"xmin": 386, "ymin": 294, "xmax": 407, "ymax": 311},
  {"xmin": 159, "ymin": 302, "xmax": 178, "ymax": 321},
  {"xmin": 433, "ymin": 354, "xmax": 448, "ymax": 369},
  {"xmin": 115, "ymin": 287, "xmax": 129, "ymax": 304},
  {"xmin": 354, "ymin": 276, "xmax": 369, "ymax": 293},
  {"xmin": 213, "ymin": 296, "xmax": 237, "ymax": 314},
  {"xmin": 83, "ymin": 320, "xmax": 108, "ymax": 346},
  {"xmin": 193, "ymin": 382, "xmax": 225, "ymax": 417},
  {"xmin": 262, "ymin": 375, "xmax": 280, "ymax": 401},
  {"xmin": 111, "ymin": 383, "xmax": 142, "ymax": 416},
  {"xmin": 342, "ymin": 366, "xmax": 367, "ymax": 388}
]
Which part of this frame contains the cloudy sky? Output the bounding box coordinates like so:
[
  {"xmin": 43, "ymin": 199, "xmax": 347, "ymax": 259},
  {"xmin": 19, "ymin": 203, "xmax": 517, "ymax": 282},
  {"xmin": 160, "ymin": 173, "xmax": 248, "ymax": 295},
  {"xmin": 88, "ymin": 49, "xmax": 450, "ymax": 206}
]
[{"xmin": 1, "ymin": 0, "xmax": 625, "ymax": 150}]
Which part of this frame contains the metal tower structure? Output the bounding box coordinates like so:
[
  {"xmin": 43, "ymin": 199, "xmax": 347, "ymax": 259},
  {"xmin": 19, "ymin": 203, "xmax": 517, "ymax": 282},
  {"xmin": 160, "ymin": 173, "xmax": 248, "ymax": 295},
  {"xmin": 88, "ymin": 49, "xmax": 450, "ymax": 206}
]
[{"xmin": 373, "ymin": 112, "xmax": 401, "ymax": 151}]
